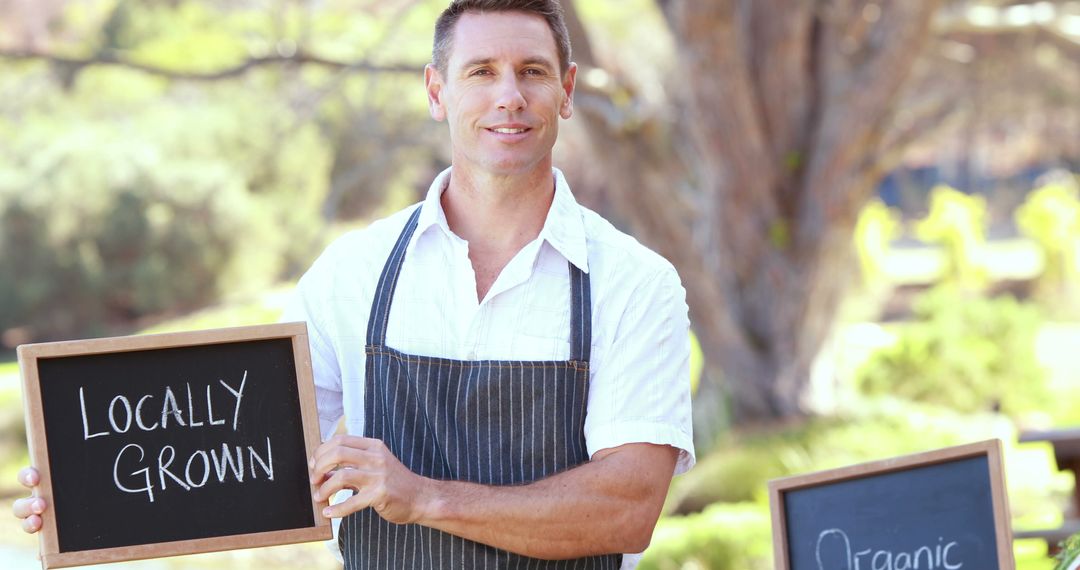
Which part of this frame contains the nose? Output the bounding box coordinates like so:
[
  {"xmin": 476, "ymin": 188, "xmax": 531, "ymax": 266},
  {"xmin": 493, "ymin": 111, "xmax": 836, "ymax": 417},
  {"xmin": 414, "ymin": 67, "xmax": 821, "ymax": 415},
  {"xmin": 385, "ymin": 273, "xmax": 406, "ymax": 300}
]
[{"xmin": 495, "ymin": 75, "xmax": 527, "ymax": 112}]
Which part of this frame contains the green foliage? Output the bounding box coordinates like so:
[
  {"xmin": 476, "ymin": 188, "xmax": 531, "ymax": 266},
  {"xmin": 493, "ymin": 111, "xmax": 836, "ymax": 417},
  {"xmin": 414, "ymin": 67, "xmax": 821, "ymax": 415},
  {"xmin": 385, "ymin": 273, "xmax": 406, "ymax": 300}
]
[
  {"xmin": 1056, "ymin": 533, "xmax": 1080, "ymax": 570},
  {"xmin": 664, "ymin": 445, "xmax": 785, "ymax": 513},
  {"xmin": 0, "ymin": 165, "xmax": 237, "ymax": 338},
  {"xmin": 688, "ymin": 331, "xmax": 703, "ymax": 395},
  {"xmin": 0, "ymin": 79, "xmax": 327, "ymax": 341},
  {"xmin": 1016, "ymin": 180, "xmax": 1080, "ymax": 302},
  {"xmin": 854, "ymin": 198, "xmax": 901, "ymax": 287},
  {"xmin": 639, "ymin": 503, "xmax": 773, "ymax": 570},
  {"xmin": 768, "ymin": 220, "xmax": 790, "ymax": 249},
  {"xmin": 1018, "ymin": 540, "xmax": 1060, "ymax": 570},
  {"xmin": 916, "ymin": 185, "xmax": 987, "ymax": 287},
  {"xmin": 138, "ymin": 289, "xmax": 287, "ymax": 335},
  {"xmin": 0, "ymin": 0, "xmax": 459, "ymax": 343},
  {"xmin": 666, "ymin": 399, "xmax": 1020, "ymax": 516},
  {"xmin": 857, "ymin": 286, "xmax": 1047, "ymax": 416}
]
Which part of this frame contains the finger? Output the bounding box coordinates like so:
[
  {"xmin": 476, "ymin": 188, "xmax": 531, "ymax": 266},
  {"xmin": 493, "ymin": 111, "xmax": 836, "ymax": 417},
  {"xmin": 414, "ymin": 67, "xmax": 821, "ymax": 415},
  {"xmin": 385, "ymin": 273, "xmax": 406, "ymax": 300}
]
[
  {"xmin": 18, "ymin": 468, "xmax": 39, "ymax": 489},
  {"xmin": 314, "ymin": 467, "xmax": 377, "ymax": 502},
  {"xmin": 309, "ymin": 436, "xmax": 381, "ymax": 470},
  {"xmin": 310, "ymin": 446, "xmax": 384, "ymax": 484},
  {"xmin": 322, "ymin": 488, "xmax": 377, "ymax": 519},
  {"xmin": 21, "ymin": 514, "xmax": 42, "ymax": 534},
  {"xmin": 12, "ymin": 497, "xmax": 46, "ymax": 519},
  {"xmin": 310, "ymin": 435, "xmax": 367, "ymax": 466},
  {"xmin": 309, "ymin": 450, "xmax": 361, "ymax": 485}
]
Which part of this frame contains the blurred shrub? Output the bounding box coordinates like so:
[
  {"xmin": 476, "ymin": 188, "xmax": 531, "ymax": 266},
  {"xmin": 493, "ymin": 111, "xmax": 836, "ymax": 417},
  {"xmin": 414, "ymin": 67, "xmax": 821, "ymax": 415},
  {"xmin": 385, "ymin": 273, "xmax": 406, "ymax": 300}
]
[
  {"xmin": 0, "ymin": 175, "xmax": 240, "ymax": 339},
  {"xmin": 1056, "ymin": 533, "xmax": 1080, "ymax": 570},
  {"xmin": 857, "ymin": 286, "xmax": 1046, "ymax": 416},
  {"xmin": 640, "ymin": 503, "xmax": 772, "ymax": 570},
  {"xmin": 916, "ymin": 185, "xmax": 987, "ymax": 288},
  {"xmin": 666, "ymin": 399, "xmax": 1017, "ymax": 516},
  {"xmin": 663, "ymin": 445, "xmax": 785, "ymax": 514},
  {"xmin": 0, "ymin": 84, "xmax": 327, "ymax": 341},
  {"xmin": 854, "ymin": 198, "xmax": 901, "ymax": 288},
  {"xmin": 1016, "ymin": 180, "xmax": 1080, "ymax": 302}
]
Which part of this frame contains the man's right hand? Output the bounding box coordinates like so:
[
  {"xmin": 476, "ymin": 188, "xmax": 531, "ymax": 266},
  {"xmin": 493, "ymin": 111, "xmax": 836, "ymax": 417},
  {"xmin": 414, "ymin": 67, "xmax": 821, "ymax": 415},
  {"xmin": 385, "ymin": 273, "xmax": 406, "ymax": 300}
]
[{"xmin": 12, "ymin": 467, "xmax": 46, "ymax": 534}]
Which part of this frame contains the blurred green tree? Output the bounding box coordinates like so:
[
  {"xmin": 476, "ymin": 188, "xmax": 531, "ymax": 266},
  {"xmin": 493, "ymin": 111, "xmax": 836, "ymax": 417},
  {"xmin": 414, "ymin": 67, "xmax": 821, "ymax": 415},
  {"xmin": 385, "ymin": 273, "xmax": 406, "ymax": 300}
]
[
  {"xmin": 858, "ymin": 286, "xmax": 1047, "ymax": 417},
  {"xmin": 1016, "ymin": 179, "xmax": 1080, "ymax": 303},
  {"xmin": 854, "ymin": 199, "xmax": 902, "ymax": 289},
  {"xmin": 916, "ymin": 184, "xmax": 988, "ymax": 288},
  {"xmin": 0, "ymin": 1, "xmax": 432, "ymax": 341}
]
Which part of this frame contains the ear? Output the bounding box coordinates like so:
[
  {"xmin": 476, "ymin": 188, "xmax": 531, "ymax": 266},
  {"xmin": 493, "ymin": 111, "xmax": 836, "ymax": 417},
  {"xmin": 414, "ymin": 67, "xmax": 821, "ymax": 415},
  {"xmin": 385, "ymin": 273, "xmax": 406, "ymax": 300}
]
[
  {"xmin": 425, "ymin": 64, "xmax": 447, "ymax": 122},
  {"xmin": 559, "ymin": 62, "xmax": 578, "ymax": 120}
]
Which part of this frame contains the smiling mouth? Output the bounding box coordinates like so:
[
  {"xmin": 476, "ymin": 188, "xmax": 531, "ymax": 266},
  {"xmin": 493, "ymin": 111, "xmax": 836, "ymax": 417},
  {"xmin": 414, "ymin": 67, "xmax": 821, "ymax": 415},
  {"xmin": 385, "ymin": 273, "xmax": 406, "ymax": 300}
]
[{"xmin": 487, "ymin": 127, "xmax": 530, "ymax": 134}]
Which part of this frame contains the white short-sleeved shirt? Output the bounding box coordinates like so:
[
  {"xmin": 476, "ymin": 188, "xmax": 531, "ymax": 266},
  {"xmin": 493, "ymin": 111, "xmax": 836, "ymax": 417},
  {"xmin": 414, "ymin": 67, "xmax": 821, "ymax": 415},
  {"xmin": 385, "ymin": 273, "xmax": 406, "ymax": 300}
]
[{"xmin": 283, "ymin": 167, "xmax": 695, "ymax": 567}]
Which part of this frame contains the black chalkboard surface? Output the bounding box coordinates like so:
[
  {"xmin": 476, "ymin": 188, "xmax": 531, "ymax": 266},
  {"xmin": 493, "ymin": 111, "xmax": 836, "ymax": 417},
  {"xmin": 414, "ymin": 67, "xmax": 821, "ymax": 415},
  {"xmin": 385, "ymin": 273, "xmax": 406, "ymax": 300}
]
[
  {"xmin": 19, "ymin": 323, "xmax": 331, "ymax": 569},
  {"xmin": 768, "ymin": 439, "xmax": 1014, "ymax": 570}
]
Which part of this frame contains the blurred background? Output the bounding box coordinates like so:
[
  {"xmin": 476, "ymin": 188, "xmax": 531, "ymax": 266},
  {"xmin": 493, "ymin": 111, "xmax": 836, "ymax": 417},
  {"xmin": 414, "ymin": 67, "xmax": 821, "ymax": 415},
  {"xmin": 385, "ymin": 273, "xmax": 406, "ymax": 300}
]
[{"xmin": 0, "ymin": 0, "xmax": 1079, "ymax": 568}]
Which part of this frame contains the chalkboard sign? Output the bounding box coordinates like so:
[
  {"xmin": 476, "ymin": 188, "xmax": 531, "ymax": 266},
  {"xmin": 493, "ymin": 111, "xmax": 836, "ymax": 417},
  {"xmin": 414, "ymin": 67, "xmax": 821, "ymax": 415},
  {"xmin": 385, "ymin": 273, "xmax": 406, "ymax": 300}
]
[
  {"xmin": 19, "ymin": 323, "xmax": 331, "ymax": 569},
  {"xmin": 768, "ymin": 439, "xmax": 1014, "ymax": 570}
]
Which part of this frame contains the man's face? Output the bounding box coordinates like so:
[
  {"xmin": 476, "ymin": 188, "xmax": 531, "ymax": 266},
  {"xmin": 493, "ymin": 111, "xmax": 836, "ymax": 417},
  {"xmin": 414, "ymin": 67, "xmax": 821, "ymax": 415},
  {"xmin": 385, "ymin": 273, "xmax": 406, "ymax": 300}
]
[{"xmin": 425, "ymin": 11, "xmax": 577, "ymax": 178}]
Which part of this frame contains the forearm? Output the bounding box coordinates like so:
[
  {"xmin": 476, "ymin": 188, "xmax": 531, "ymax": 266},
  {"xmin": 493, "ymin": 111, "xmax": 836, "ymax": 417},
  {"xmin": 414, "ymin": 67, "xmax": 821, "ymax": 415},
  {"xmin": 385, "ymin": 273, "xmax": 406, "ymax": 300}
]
[{"xmin": 416, "ymin": 445, "xmax": 675, "ymax": 560}]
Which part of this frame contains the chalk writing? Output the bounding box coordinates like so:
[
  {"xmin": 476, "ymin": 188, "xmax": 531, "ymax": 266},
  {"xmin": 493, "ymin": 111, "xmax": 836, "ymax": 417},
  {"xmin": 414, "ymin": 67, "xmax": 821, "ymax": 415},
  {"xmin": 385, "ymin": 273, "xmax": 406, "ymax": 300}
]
[
  {"xmin": 113, "ymin": 439, "xmax": 275, "ymax": 503},
  {"xmin": 79, "ymin": 372, "xmax": 247, "ymax": 439},
  {"xmin": 80, "ymin": 371, "xmax": 270, "ymax": 502},
  {"xmin": 816, "ymin": 528, "xmax": 963, "ymax": 570}
]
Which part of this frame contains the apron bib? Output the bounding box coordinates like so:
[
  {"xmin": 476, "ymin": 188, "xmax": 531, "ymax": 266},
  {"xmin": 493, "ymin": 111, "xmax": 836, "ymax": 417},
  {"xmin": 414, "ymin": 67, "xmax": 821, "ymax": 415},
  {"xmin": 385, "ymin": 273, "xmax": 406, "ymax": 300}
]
[{"xmin": 340, "ymin": 206, "xmax": 622, "ymax": 569}]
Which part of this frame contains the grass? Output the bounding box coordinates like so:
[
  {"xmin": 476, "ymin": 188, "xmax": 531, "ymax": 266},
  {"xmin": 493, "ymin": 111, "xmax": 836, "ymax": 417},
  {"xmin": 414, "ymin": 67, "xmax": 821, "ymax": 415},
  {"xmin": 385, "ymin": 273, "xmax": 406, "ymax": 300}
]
[{"xmin": 137, "ymin": 286, "xmax": 291, "ymax": 334}]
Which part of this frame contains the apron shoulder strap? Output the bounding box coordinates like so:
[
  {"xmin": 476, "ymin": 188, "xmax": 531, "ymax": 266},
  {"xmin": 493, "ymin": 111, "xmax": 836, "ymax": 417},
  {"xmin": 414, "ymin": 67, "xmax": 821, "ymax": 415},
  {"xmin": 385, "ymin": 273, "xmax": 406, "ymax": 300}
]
[
  {"xmin": 569, "ymin": 262, "xmax": 592, "ymax": 363},
  {"xmin": 366, "ymin": 205, "xmax": 423, "ymax": 347}
]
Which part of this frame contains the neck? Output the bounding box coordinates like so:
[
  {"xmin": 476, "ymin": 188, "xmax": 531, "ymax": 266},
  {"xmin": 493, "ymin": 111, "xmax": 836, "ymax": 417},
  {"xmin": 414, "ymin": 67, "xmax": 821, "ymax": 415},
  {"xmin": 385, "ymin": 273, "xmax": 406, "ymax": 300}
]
[{"xmin": 441, "ymin": 166, "xmax": 555, "ymax": 256}]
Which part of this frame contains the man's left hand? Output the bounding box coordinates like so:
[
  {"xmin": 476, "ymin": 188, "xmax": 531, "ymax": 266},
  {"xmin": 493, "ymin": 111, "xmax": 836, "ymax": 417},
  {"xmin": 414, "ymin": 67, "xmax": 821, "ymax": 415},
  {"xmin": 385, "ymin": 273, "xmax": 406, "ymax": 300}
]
[{"xmin": 309, "ymin": 435, "xmax": 432, "ymax": 524}]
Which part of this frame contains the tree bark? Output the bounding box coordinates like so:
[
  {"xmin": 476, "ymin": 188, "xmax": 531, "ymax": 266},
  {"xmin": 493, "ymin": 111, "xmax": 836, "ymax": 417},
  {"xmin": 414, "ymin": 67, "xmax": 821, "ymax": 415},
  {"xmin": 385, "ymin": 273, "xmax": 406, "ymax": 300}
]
[{"xmin": 567, "ymin": 0, "xmax": 942, "ymax": 438}]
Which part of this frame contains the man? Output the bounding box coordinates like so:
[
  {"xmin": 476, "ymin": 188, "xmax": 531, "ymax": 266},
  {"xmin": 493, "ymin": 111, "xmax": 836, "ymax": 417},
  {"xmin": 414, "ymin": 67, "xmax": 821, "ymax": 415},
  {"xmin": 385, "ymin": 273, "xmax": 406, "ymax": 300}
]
[{"xmin": 14, "ymin": 1, "xmax": 694, "ymax": 567}]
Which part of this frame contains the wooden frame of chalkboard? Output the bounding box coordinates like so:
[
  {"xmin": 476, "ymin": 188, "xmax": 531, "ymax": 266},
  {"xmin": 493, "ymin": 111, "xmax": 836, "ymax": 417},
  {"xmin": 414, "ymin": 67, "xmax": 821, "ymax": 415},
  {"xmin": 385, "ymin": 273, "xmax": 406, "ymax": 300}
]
[
  {"xmin": 768, "ymin": 439, "xmax": 1014, "ymax": 570},
  {"xmin": 19, "ymin": 322, "xmax": 331, "ymax": 569}
]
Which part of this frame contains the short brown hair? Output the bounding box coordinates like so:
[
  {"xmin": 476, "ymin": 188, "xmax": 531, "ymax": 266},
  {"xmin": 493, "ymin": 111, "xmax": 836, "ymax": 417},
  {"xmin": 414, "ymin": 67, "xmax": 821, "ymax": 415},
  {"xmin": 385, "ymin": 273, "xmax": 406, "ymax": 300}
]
[{"xmin": 432, "ymin": 0, "xmax": 572, "ymax": 77}]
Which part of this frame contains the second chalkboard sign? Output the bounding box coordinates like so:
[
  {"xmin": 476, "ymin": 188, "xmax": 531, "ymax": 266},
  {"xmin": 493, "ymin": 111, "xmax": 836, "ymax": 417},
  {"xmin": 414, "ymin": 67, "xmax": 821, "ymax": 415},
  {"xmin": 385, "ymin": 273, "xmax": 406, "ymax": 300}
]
[
  {"xmin": 768, "ymin": 439, "xmax": 1014, "ymax": 570},
  {"xmin": 19, "ymin": 323, "xmax": 331, "ymax": 569}
]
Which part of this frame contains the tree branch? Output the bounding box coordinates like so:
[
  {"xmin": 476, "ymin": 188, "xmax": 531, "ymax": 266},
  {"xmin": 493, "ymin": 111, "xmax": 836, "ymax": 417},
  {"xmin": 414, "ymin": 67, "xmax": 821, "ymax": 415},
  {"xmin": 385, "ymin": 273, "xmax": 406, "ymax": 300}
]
[
  {"xmin": 872, "ymin": 98, "xmax": 961, "ymax": 181},
  {"xmin": 0, "ymin": 48, "xmax": 421, "ymax": 81}
]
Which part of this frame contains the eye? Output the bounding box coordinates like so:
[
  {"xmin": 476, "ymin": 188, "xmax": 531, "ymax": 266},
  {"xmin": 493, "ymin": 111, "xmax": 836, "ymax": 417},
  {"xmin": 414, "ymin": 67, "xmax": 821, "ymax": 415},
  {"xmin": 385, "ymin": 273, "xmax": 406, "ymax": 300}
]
[
  {"xmin": 469, "ymin": 68, "xmax": 493, "ymax": 77},
  {"xmin": 522, "ymin": 68, "xmax": 546, "ymax": 76}
]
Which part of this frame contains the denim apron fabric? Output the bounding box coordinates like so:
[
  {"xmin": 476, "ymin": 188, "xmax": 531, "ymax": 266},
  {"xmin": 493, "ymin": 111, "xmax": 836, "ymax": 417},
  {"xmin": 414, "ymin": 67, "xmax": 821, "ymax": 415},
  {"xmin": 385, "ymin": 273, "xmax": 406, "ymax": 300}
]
[{"xmin": 340, "ymin": 206, "xmax": 622, "ymax": 569}]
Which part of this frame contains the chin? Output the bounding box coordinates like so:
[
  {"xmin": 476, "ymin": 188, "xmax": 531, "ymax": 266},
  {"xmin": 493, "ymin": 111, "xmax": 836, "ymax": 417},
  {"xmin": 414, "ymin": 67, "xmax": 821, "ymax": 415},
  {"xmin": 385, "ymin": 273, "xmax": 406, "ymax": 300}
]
[{"xmin": 481, "ymin": 157, "xmax": 545, "ymax": 176}]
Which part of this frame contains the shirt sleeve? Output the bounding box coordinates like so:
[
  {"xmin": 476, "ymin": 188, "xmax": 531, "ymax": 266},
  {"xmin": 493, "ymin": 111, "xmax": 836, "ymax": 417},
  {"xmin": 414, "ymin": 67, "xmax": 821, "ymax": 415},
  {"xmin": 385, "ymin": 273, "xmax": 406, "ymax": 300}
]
[
  {"xmin": 281, "ymin": 265, "xmax": 345, "ymax": 442},
  {"xmin": 584, "ymin": 264, "xmax": 696, "ymax": 475},
  {"xmin": 280, "ymin": 255, "xmax": 350, "ymax": 560}
]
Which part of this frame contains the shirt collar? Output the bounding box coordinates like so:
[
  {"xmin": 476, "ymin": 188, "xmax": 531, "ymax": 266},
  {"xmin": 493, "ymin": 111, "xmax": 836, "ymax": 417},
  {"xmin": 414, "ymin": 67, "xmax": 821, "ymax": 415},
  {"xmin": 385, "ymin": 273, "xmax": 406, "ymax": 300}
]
[
  {"xmin": 410, "ymin": 167, "xmax": 590, "ymax": 274},
  {"xmin": 412, "ymin": 167, "xmax": 454, "ymax": 244},
  {"xmin": 540, "ymin": 168, "xmax": 589, "ymax": 273}
]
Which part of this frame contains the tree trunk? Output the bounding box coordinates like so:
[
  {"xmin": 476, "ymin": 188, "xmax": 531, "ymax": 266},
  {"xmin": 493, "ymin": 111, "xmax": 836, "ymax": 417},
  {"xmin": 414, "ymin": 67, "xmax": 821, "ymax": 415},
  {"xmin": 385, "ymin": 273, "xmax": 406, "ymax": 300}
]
[{"xmin": 567, "ymin": 0, "xmax": 942, "ymax": 439}]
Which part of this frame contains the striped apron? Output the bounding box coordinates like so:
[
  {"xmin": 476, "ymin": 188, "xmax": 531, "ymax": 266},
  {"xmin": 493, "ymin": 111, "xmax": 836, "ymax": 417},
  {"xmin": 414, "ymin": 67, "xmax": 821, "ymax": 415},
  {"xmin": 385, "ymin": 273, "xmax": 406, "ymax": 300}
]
[{"xmin": 340, "ymin": 207, "xmax": 622, "ymax": 569}]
